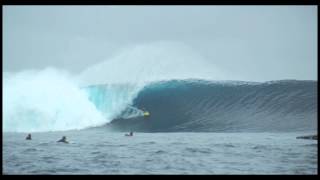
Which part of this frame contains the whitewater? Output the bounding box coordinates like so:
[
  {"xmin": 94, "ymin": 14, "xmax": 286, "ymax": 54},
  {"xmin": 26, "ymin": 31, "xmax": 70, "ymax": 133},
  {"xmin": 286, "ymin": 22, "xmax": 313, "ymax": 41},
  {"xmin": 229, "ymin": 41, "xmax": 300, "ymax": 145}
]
[{"xmin": 3, "ymin": 42, "xmax": 318, "ymax": 174}]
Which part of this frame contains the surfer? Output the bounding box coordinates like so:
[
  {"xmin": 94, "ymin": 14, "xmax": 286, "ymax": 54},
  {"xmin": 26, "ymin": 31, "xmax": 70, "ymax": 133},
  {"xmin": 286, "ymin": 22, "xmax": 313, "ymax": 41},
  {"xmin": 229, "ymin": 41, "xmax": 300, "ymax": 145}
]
[
  {"xmin": 57, "ymin": 136, "xmax": 69, "ymax": 143},
  {"xmin": 25, "ymin": 134, "xmax": 32, "ymax": 140},
  {"xmin": 142, "ymin": 108, "xmax": 150, "ymax": 117},
  {"xmin": 143, "ymin": 111, "xmax": 150, "ymax": 117},
  {"xmin": 125, "ymin": 131, "xmax": 133, "ymax": 136},
  {"xmin": 296, "ymin": 135, "xmax": 317, "ymax": 140}
]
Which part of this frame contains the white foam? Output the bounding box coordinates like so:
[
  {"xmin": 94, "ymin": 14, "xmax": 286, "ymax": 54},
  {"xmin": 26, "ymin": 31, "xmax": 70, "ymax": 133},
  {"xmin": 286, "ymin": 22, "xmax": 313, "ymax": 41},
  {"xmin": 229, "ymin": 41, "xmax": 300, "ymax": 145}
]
[{"xmin": 3, "ymin": 68, "xmax": 107, "ymax": 132}]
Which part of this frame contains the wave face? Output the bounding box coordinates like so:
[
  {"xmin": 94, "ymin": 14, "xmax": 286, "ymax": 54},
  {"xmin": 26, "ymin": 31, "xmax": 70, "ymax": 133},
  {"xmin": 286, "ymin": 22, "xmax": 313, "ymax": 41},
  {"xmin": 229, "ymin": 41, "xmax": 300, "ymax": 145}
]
[
  {"xmin": 108, "ymin": 80, "xmax": 317, "ymax": 132},
  {"xmin": 83, "ymin": 83, "xmax": 143, "ymax": 120}
]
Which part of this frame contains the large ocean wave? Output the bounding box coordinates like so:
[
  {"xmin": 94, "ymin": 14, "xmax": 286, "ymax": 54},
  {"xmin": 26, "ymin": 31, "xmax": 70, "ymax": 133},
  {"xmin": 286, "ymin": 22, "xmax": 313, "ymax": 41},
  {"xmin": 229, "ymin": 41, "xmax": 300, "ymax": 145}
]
[
  {"xmin": 3, "ymin": 73, "xmax": 317, "ymax": 132},
  {"xmin": 107, "ymin": 79, "xmax": 317, "ymax": 132},
  {"xmin": 3, "ymin": 42, "xmax": 317, "ymax": 133}
]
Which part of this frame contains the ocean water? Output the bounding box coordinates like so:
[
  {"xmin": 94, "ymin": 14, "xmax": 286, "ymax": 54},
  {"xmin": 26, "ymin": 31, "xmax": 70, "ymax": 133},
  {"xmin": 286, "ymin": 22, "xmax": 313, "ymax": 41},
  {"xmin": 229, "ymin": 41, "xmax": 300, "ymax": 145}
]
[
  {"xmin": 3, "ymin": 130, "xmax": 318, "ymax": 174},
  {"xmin": 3, "ymin": 78, "xmax": 318, "ymax": 174}
]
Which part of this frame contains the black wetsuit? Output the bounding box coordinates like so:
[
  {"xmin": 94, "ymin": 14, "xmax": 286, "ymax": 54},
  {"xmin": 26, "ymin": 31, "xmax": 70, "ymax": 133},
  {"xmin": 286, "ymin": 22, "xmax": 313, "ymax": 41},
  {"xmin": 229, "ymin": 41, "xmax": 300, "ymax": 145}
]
[
  {"xmin": 57, "ymin": 138, "xmax": 68, "ymax": 143},
  {"xmin": 26, "ymin": 135, "xmax": 31, "ymax": 140}
]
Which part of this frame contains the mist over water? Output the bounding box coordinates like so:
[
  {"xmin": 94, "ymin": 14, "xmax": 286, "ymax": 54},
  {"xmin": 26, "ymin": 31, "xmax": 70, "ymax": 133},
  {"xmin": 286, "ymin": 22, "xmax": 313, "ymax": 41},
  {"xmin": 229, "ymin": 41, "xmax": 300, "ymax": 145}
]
[{"xmin": 78, "ymin": 41, "xmax": 234, "ymax": 86}]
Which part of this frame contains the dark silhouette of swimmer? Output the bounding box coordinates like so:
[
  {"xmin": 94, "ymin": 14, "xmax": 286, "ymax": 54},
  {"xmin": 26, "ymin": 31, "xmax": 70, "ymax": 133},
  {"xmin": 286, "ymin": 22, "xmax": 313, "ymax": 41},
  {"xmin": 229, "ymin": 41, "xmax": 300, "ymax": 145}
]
[
  {"xmin": 125, "ymin": 131, "xmax": 133, "ymax": 136},
  {"xmin": 57, "ymin": 136, "xmax": 69, "ymax": 143},
  {"xmin": 296, "ymin": 134, "xmax": 317, "ymax": 140},
  {"xmin": 26, "ymin": 134, "xmax": 32, "ymax": 140}
]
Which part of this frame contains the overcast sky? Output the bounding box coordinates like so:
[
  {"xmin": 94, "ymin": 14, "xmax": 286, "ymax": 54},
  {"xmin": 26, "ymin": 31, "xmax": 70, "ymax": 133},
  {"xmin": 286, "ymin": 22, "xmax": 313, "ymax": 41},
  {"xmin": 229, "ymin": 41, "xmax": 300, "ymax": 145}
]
[{"xmin": 3, "ymin": 5, "xmax": 317, "ymax": 81}]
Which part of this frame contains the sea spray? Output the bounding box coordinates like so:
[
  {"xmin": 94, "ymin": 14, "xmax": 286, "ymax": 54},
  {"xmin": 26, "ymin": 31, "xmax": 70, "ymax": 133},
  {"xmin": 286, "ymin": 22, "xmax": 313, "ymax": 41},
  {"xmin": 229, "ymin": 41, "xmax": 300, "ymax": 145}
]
[
  {"xmin": 3, "ymin": 68, "xmax": 107, "ymax": 132},
  {"xmin": 78, "ymin": 41, "xmax": 233, "ymax": 86}
]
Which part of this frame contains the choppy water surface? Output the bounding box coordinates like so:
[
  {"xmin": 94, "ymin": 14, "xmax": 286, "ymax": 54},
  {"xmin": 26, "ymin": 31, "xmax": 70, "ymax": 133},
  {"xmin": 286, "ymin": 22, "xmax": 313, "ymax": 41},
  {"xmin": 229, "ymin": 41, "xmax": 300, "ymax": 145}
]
[{"xmin": 3, "ymin": 131, "xmax": 317, "ymax": 174}]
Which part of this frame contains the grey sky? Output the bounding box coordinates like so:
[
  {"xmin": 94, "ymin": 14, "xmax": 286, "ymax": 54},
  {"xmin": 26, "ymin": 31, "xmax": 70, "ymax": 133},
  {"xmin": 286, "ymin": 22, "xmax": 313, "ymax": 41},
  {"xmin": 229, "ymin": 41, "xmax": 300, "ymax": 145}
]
[{"xmin": 3, "ymin": 5, "xmax": 317, "ymax": 81}]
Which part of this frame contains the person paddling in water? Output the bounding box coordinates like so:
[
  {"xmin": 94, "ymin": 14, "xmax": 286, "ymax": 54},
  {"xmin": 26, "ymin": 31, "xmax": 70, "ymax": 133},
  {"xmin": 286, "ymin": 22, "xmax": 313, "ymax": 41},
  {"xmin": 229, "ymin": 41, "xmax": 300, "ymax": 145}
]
[
  {"xmin": 26, "ymin": 134, "xmax": 32, "ymax": 140},
  {"xmin": 57, "ymin": 136, "xmax": 69, "ymax": 143},
  {"xmin": 125, "ymin": 131, "xmax": 133, "ymax": 136}
]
